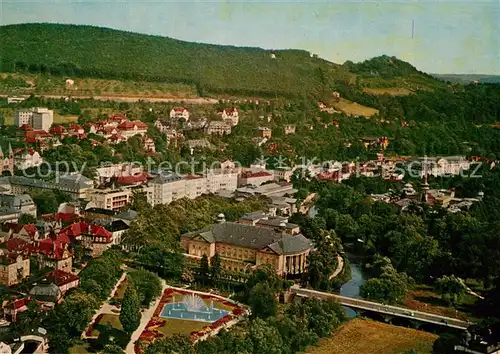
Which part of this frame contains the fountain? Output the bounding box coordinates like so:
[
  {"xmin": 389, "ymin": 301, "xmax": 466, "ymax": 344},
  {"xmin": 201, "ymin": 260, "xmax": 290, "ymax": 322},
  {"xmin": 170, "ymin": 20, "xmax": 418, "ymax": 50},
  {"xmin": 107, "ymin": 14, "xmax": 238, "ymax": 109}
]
[{"xmin": 160, "ymin": 292, "xmax": 231, "ymax": 323}]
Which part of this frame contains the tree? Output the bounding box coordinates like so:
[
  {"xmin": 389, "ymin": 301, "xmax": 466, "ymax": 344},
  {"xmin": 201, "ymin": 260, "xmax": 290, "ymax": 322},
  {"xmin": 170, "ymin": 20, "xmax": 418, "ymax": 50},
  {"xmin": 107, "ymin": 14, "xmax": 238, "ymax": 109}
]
[
  {"xmin": 137, "ymin": 244, "xmax": 184, "ymax": 279},
  {"xmin": 249, "ymin": 282, "xmax": 278, "ymax": 319},
  {"xmin": 119, "ymin": 284, "xmax": 141, "ymax": 335},
  {"xmin": 210, "ymin": 253, "xmax": 222, "ymax": 282},
  {"xmin": 248, "ymin": 318, "xmax": 284, "ymax": 354},
  {"xmin": 128, "ymin": 269, "xmax": 162, "ymax": 308},
  {"xmin": 144, "ymin": 334, "xmax": 194, "ymax": 354},
  {"xmin": 198, "ymin": 254, "xmax": 210, "ymax": 284},
  {"xmin": 102, "ymin": 344, "xmax": 125, "ymax": 354},
  {"xmin": 18, "ymin": 213, "xmax": 37, "ymax": 225},
  {"xmin": 435, "ymin": 275, "xmax": 467, "ymax": 306}
]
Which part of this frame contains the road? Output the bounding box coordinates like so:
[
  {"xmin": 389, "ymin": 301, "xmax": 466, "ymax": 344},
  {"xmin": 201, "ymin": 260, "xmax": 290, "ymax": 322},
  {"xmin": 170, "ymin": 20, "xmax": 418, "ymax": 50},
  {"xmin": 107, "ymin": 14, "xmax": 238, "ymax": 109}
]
[
  {"xmin": 291, "ymin": 285, "xmax": 470, "ymax": 330},
  {"xmin": 328, "ymin": 254, "xmax": 344, "ymax": 280},
  {"xmin": 0, "ymin": 93, "xmax": 219, "ymax": 104}
]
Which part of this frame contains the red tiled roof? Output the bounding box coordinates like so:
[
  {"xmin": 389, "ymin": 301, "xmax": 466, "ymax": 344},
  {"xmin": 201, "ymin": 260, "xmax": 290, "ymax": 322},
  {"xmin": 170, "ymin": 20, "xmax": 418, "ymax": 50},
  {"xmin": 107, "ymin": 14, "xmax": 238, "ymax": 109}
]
[
  {"xmin": 9, "ymin": 298, "xmax": 29, "ymax": 310},
  {"xmin": 23, "ymin": 224, "xmax": 38, "ymax": 237},
  {"xmin": 6, "ymin": 237, "xmax": 29, "ymax": 252},
  {"xmin": 46, "ymin": 270, "xmax": 79, "ymax": 286},
  {"xmin": 109, "ymin": 114, "xmax": 126, "ymax": 121},
  {"xmin": 117, "ymin": 120, "xmax": 147, "ymax": 130},
  {"xmin": 60, "ymin": 222, "xmax": 112, "ymax": 241},
  {"xmin": 241, "ymin": 171, "xmax": 272, "ymax": 178},
  {"xmin": 18, "ymin": 124, "xmax": 33, "ymax": 131},
  {"xmin": 50, "ymin": 125, "xmax": 66, "ymax": 135},
  {"xmin": 117, "ymin": 174, "xmax": 148, "ymax": 185},
  {"xmin": 184, "ymin": 174, "xmax": 203, "ymax": 180},
  {"xmin": 68, "ymin": 124, "xmax": 83, "ymax": 131},
  {"xmin": 172, "ymin": 106, "xmax": 188, "ymax": 112}
]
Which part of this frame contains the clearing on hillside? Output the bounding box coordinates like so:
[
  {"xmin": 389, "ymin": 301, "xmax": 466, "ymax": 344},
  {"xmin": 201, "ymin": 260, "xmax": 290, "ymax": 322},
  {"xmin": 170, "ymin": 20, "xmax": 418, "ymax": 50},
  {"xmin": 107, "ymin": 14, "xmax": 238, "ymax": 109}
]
[
  {"xmin": 363, "ymin": 87, "xmax": 413, "ymax": 96},
  {"xmin": 331, "ymin": 98, "xmax": 379, "ymax": 118},
  {"xmin": 305, "ymin": 319, "xmax": 437, "ymax": 354}
]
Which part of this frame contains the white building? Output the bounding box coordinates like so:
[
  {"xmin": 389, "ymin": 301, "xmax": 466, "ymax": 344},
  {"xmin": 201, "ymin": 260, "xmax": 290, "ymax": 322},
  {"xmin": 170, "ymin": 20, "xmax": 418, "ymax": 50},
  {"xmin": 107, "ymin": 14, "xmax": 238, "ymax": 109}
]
[
  {"xmin": 218, "ymin": 108, "xmax": 239, "ymax": 126},
  {"xmin": 14, "ymin": 109, "xmax": 33, "ymax": 127},
  {"xmin": 170, "ymin": 107, "xmax": 190, "ymax": 121},
  {"xmin": 31, "ymin": 108, "xmax": 54, "ymax": 132},
  {"xmin": 87, "ymin": 188, "xmax": 133, "ymax": 212},
  {"xmin": 205, "ymin": 121, "xmax": 232, "ymax": 135},
  {"xmin": 204, "ymin": 162, "xmax": 239, "ymax": 194},
  {"xmin": 7, "ymin": 96, "xmax": 26, "ymax": 104},
  {"xmin": 14, "ymin": 149, "xmax": 43, "ymax": 170},
  {"xmin": 184, "ymin": 175, "xmax": 206, "ymax": 199},
  {"xmin": 150, "ymin": 173, "xmax": 186, "ymax": 206}
]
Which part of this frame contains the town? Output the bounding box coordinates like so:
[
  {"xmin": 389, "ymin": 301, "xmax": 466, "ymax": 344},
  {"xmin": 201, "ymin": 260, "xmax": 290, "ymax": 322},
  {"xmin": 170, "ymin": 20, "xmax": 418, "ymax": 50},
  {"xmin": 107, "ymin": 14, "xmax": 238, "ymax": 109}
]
[{"xmin": 1, "ymin": 6, "xmax": 500, "ymax": 354}]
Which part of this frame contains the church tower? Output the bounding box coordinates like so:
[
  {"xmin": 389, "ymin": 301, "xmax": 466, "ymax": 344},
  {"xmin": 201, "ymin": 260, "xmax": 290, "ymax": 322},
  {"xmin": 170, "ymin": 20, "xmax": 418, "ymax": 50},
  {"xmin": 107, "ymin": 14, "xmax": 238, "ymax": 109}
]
[{"xmin": 421, "ymin": 161, "xmax": 430, "ymax": 203}]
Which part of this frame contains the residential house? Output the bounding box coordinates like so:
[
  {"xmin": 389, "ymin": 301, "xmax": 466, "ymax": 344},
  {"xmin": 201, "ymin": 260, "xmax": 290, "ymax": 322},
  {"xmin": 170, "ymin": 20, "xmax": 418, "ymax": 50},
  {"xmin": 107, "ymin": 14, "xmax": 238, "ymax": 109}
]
[
  {"xmin": 0, "ymin": 253, "xmax": 30, "ymax": 286},
  {"xmin": 258, "ymin": 127, "xmax": 272, "ymax": 138},
  {"xmin": 143, "ymin": 136, "xmax": 156, "ymax": 153},
  {"xmin": 36, "ymin": 235, "xmax": 73, "ymax": 273},
  {"xmin": 218, "ymin": 108, "xmax": 239, "ymax": 126},
  {"xmin": 61, "ymin": 221, "xmax": 114, "ymax": 257},
  {"xmin": 45, "ymin": 270, "xmax": 79, "ymax": 294},
  {"xmin": 14, "ymin": 149, "xmax": 43, "ymax": 170},
  {"xmin": 170, "ymin": 107, "xmax": 190, "ymax": 121},
  {"xmin": 284, "ymin": 125, "xmax": 296, "ymax": 135},
  {"xmin": 0, "ymin": 194, "xmax": 37, "ymax": 220},
  {"xmin": 273, "ymin": 167, "xmax": 293, "ymax": 182},
  {"xmin": 205, "ymin": 121, "xmax": 232, "ymax": 135}
]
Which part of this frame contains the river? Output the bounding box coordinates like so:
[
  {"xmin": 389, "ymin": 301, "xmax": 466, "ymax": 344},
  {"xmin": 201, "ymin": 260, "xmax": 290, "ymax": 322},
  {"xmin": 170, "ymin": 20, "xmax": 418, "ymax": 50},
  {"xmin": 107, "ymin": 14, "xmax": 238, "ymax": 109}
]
[{"xmin": 307, "ymin": 205, "xmax": 366, "ymax": 317}]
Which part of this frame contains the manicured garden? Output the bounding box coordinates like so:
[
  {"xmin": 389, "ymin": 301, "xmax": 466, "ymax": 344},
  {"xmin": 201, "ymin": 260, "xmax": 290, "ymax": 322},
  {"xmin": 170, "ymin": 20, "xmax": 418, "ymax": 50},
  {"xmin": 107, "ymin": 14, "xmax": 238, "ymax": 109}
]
[{"xmin": 135, "ymin": 288, "xmax": 247, "ymax": 353}]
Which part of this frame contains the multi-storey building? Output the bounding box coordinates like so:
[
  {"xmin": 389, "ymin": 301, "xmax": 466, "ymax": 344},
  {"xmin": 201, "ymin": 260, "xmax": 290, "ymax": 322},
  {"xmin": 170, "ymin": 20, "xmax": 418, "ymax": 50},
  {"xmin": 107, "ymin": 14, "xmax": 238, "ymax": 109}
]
[
  {"xmin": 184, "ymin": 175, "xmax": 206, "ymax": 199},
  {"xmin": 87, "ymin": 188, "xmax": 132, "ymax": 211},
  {"xmin": 0, "ymin": 254, "xmax": 30, "ymax": 286},
  {"xmin": 181, "ymin": 215, "xmax": 311, "ymax": 277},
  {"xmin": 204, "ymin": 167, "xmax": 239, "ymax": 194},
  {"xmin": 14, "ymin": 109, "xmax": 33, "ymax": 127},
  {"xmin": 9, "ymin": 173, "xmax": 93, "ymax": 200},
  {"xmin": 31, "ymin": 108, "xmax": 54, "ymax": 132},
  {"xmin": 149, "ymin": 173, "xmax": 186, "ymax": 206},
  {"xmin": 218, "ymin": 108, "xmax": 239, "ymax": 126}
]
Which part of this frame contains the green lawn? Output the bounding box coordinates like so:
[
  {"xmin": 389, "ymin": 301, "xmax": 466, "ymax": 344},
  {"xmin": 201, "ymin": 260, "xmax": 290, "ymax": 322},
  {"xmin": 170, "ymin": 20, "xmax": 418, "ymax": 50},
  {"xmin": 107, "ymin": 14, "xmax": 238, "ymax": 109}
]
[{"xmin": 91, "ymin": 314, "xmax": 123, "ymax": 337}]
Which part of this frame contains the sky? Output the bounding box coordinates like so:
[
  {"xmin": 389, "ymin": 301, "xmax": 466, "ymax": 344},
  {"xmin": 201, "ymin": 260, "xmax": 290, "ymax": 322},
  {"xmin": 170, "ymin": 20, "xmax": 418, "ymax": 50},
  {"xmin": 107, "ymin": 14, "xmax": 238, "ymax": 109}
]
[{"xmin": 1, "ymin": 0, "xmax": 499, "ymax": 74}]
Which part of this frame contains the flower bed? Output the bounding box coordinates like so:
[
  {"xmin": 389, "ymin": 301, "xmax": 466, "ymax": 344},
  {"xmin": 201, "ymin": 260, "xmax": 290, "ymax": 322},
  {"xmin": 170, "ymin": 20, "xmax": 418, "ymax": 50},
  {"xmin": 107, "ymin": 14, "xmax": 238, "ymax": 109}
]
[{"xmin": 136, "ymin": 287, "xmax": 248, "ymax": 353}]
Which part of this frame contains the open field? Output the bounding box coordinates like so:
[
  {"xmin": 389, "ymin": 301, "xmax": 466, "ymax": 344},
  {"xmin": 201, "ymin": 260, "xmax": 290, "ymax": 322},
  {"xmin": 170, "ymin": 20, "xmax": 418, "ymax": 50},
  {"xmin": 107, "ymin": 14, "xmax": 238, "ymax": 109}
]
[
  {"xmin": 305, "ymin": 319, "xmax": 437, "ymax": 354},
  {"xmin": 0, "ymin": 72, "xmax": 199, "ymax": 98},
  {"xmin": 363, "ymin": 87, "xmax": 413, "ymax": 96},
  {"xmin": 332, "ymin": 98, "xmax": 379, "ymax": 117}
]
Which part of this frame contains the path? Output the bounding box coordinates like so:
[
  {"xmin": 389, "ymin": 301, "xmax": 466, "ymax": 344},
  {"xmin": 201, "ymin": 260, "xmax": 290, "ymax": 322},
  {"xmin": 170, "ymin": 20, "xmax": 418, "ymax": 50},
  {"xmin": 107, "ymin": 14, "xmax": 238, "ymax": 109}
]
[
  {"xmin": 125, "ymin": 279, "xmax": 168, "ymax": 354},
  {"xmin": 299, "ymin": 193, "xmax": 317, "ymax": 214},
  {"xmin": 82, "ymin": 271, "xmax": 127, "ymax": 339},
  {"xmin": 328, "ymin": 254, "xmax": 344, "ymax": 280},
  {"xmin": 0, "ymin": 93, "xmax": 219, "ymax": 104}
]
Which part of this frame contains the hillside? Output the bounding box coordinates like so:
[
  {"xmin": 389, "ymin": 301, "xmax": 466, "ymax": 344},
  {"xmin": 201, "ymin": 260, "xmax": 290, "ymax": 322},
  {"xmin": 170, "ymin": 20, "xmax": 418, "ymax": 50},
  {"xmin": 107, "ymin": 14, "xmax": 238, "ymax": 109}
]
[
  {"xmin": 0, "ymin": 23, "xmax": 444, "ymax": 99},
  {"xmin": 0, "ymin": 23, "xmax": 350, "ymax": 98}
]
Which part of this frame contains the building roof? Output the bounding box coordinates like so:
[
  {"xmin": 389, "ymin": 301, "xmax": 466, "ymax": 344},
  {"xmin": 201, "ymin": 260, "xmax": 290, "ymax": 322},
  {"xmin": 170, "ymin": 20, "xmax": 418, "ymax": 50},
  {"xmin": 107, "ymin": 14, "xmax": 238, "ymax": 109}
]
[
  {"xmin": 46, "ymin": 270, "xmax": 79, "ymax": 287},
  {"xmin": 29, "ymin": 283, "xmax": 62, "ymax": 302},
  {"xmin": 171, "ymin": 106, "xmax": 188, "ymax": 112},
  {"xmin": 115, "ymin": 209, "xmax": 138, "ymax": 221},
  {"xmin": 239, "ymin": 211, "xmax": 267, "ymax": 221},
  {"xmin": 182, "ymin": 222, "xmax": 311, "ymax": 255},
  {"xmin": 151, "ymin": 172, "xmax": 184, "ymax": 184}
]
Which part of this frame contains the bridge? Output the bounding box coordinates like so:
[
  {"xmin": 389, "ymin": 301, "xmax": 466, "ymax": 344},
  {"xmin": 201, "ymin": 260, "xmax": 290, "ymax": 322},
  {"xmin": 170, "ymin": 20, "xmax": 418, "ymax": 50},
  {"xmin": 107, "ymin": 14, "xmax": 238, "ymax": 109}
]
[{"xmin": 291, "ymin": 285, "xmax": 471, "ymax": 330}]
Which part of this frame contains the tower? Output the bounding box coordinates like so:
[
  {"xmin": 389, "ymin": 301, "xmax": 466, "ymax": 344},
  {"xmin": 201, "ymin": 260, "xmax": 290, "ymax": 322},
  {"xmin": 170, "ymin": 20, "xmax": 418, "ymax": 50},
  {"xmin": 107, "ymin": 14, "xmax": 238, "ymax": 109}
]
[{"xmin": 421, "ymin": 161, "xmax": 430, "ymax": 203}]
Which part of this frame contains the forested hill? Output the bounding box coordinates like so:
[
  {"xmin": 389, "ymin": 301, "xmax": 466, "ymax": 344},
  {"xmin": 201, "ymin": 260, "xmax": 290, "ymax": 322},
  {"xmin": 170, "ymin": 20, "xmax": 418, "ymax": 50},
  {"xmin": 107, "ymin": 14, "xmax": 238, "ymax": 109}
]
[{"xmin": 0, "ymin": 23, "xmax": 440, "ymax": 98}]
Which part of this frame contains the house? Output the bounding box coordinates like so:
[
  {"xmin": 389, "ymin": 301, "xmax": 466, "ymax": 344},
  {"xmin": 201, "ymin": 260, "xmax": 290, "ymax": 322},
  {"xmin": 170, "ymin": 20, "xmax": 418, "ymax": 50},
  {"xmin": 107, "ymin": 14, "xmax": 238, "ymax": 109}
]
[
  {"xmin": 4, "ymin": 298, "xmax": 30, "ymax": 322},
  {"xmin": 116, "ymin": 120, "xmax": 148, "ymax": 139},
  {"xmin": 87, "ymin": 187, "xmax": 133, "ymax": 212},
  {"xmin": 258, "ymin": 127, "xmax": 272, "ymax": 138},
  {"xmin": 29, "ymin": 283, "xmax": 62, "ymax": 308},
  {"xmin": 49, "ymin": 125, "xmax": 67, "ymax": 138},
  {"xmin": 142, "ymin": 136, "xmax": 156, "ymax": 153},
  {"xmin": 273, "ymin": 167, "xmax": 293, "ymax": 182},
  {"xmin": 45, "ymin": 270, "xmax": 79, "ymax": 294},
  {"xmin": 66, "ymin": 124, "xmax": 86, "ymax": 139},
  {"xmin": 170, "ymin": 107, "xmax": 190, "ymax": 121},
  {"xmin": 284, "ymin": 125, "xmax": 296, "ymax": 135},
  {"xmin": 60, "ymin": 221, "xmax": 114, "ymax": 257},
  {"xmin": 0, "ymin": 253, "xmax": 30, "ymax": 286},
  {"xmin": 218, "ymin": 108, "xmax": 239, "ymax": 126},
  {"xmin": 14, "ymin": 149, "xmax": 43, "ymax": 170},
  {"xmin": 238, "ymin": 212, "xmax": 300, "ymax": 234},
  {"xmin": 0, "ymin": 145, "xmax": 14, "ymax": 176},
  {"xmin": 186, "ymin": 139, "xmax": 214, "ymax": 150},
  {"xmin": 0, "ymin": 194, "xmax": 37, "ymax": 219},
  {"xmin": 205, "ymin": 121, "xmax": 232, "ymax": 135},
  {"xmin": 36, "ymin": 235, "xmax": 73, "ymax": 273},
  {"xmin": 180, "ymin": 216, "xmax": 311, "ymax": 277}
]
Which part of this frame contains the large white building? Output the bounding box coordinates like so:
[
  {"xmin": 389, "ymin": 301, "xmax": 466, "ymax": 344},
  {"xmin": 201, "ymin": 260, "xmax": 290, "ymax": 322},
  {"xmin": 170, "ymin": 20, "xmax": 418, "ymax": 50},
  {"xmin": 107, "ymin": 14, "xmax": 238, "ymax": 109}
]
[
  {"xmin": 14, "ymin": 149, "xmax": 43, "ymax": 170},
  {"xmin": 170, "ymin": 107, "xmax": 190, "ymax": 121},
  {"xmin": 32, "ymin": 108, "xmax": 54, "ymax": 132},
  {"xmin": 150, "ymin": 173, "xmax": 187, "ymax": 206},
  {"xmin": 14, "ymin": 108, "xmax": 54, "ymax": 132}
]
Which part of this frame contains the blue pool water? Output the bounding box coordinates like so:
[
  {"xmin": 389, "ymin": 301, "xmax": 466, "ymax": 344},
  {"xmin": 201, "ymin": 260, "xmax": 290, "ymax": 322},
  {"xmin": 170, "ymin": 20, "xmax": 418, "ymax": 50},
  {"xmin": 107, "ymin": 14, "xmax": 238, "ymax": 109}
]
[{"xmin": 160, "ymin": 302, "xmax": 230, "ymax": 323}]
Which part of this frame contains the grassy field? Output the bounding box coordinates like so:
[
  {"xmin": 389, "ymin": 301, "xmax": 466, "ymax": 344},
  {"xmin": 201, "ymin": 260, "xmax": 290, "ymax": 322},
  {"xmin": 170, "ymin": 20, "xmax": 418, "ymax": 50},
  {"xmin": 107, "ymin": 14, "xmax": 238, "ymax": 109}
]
[
  {"xmin": 0, "ymin": 72, "xmax": 199, "ymax": 98},
  {"xmin": 91, "ymin": 314, "xmax": 123, "ymax": 337},
  {"xmin": 363, "ymin": 87, "xmax": 413, "ymax": 96},
  {"xmin": 332, "ymin": 98, "xmax": 379, "ymax": 117},
  {"xmin": 306, "ymin": 319, "xmax": 437, "ymax": 354}
]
